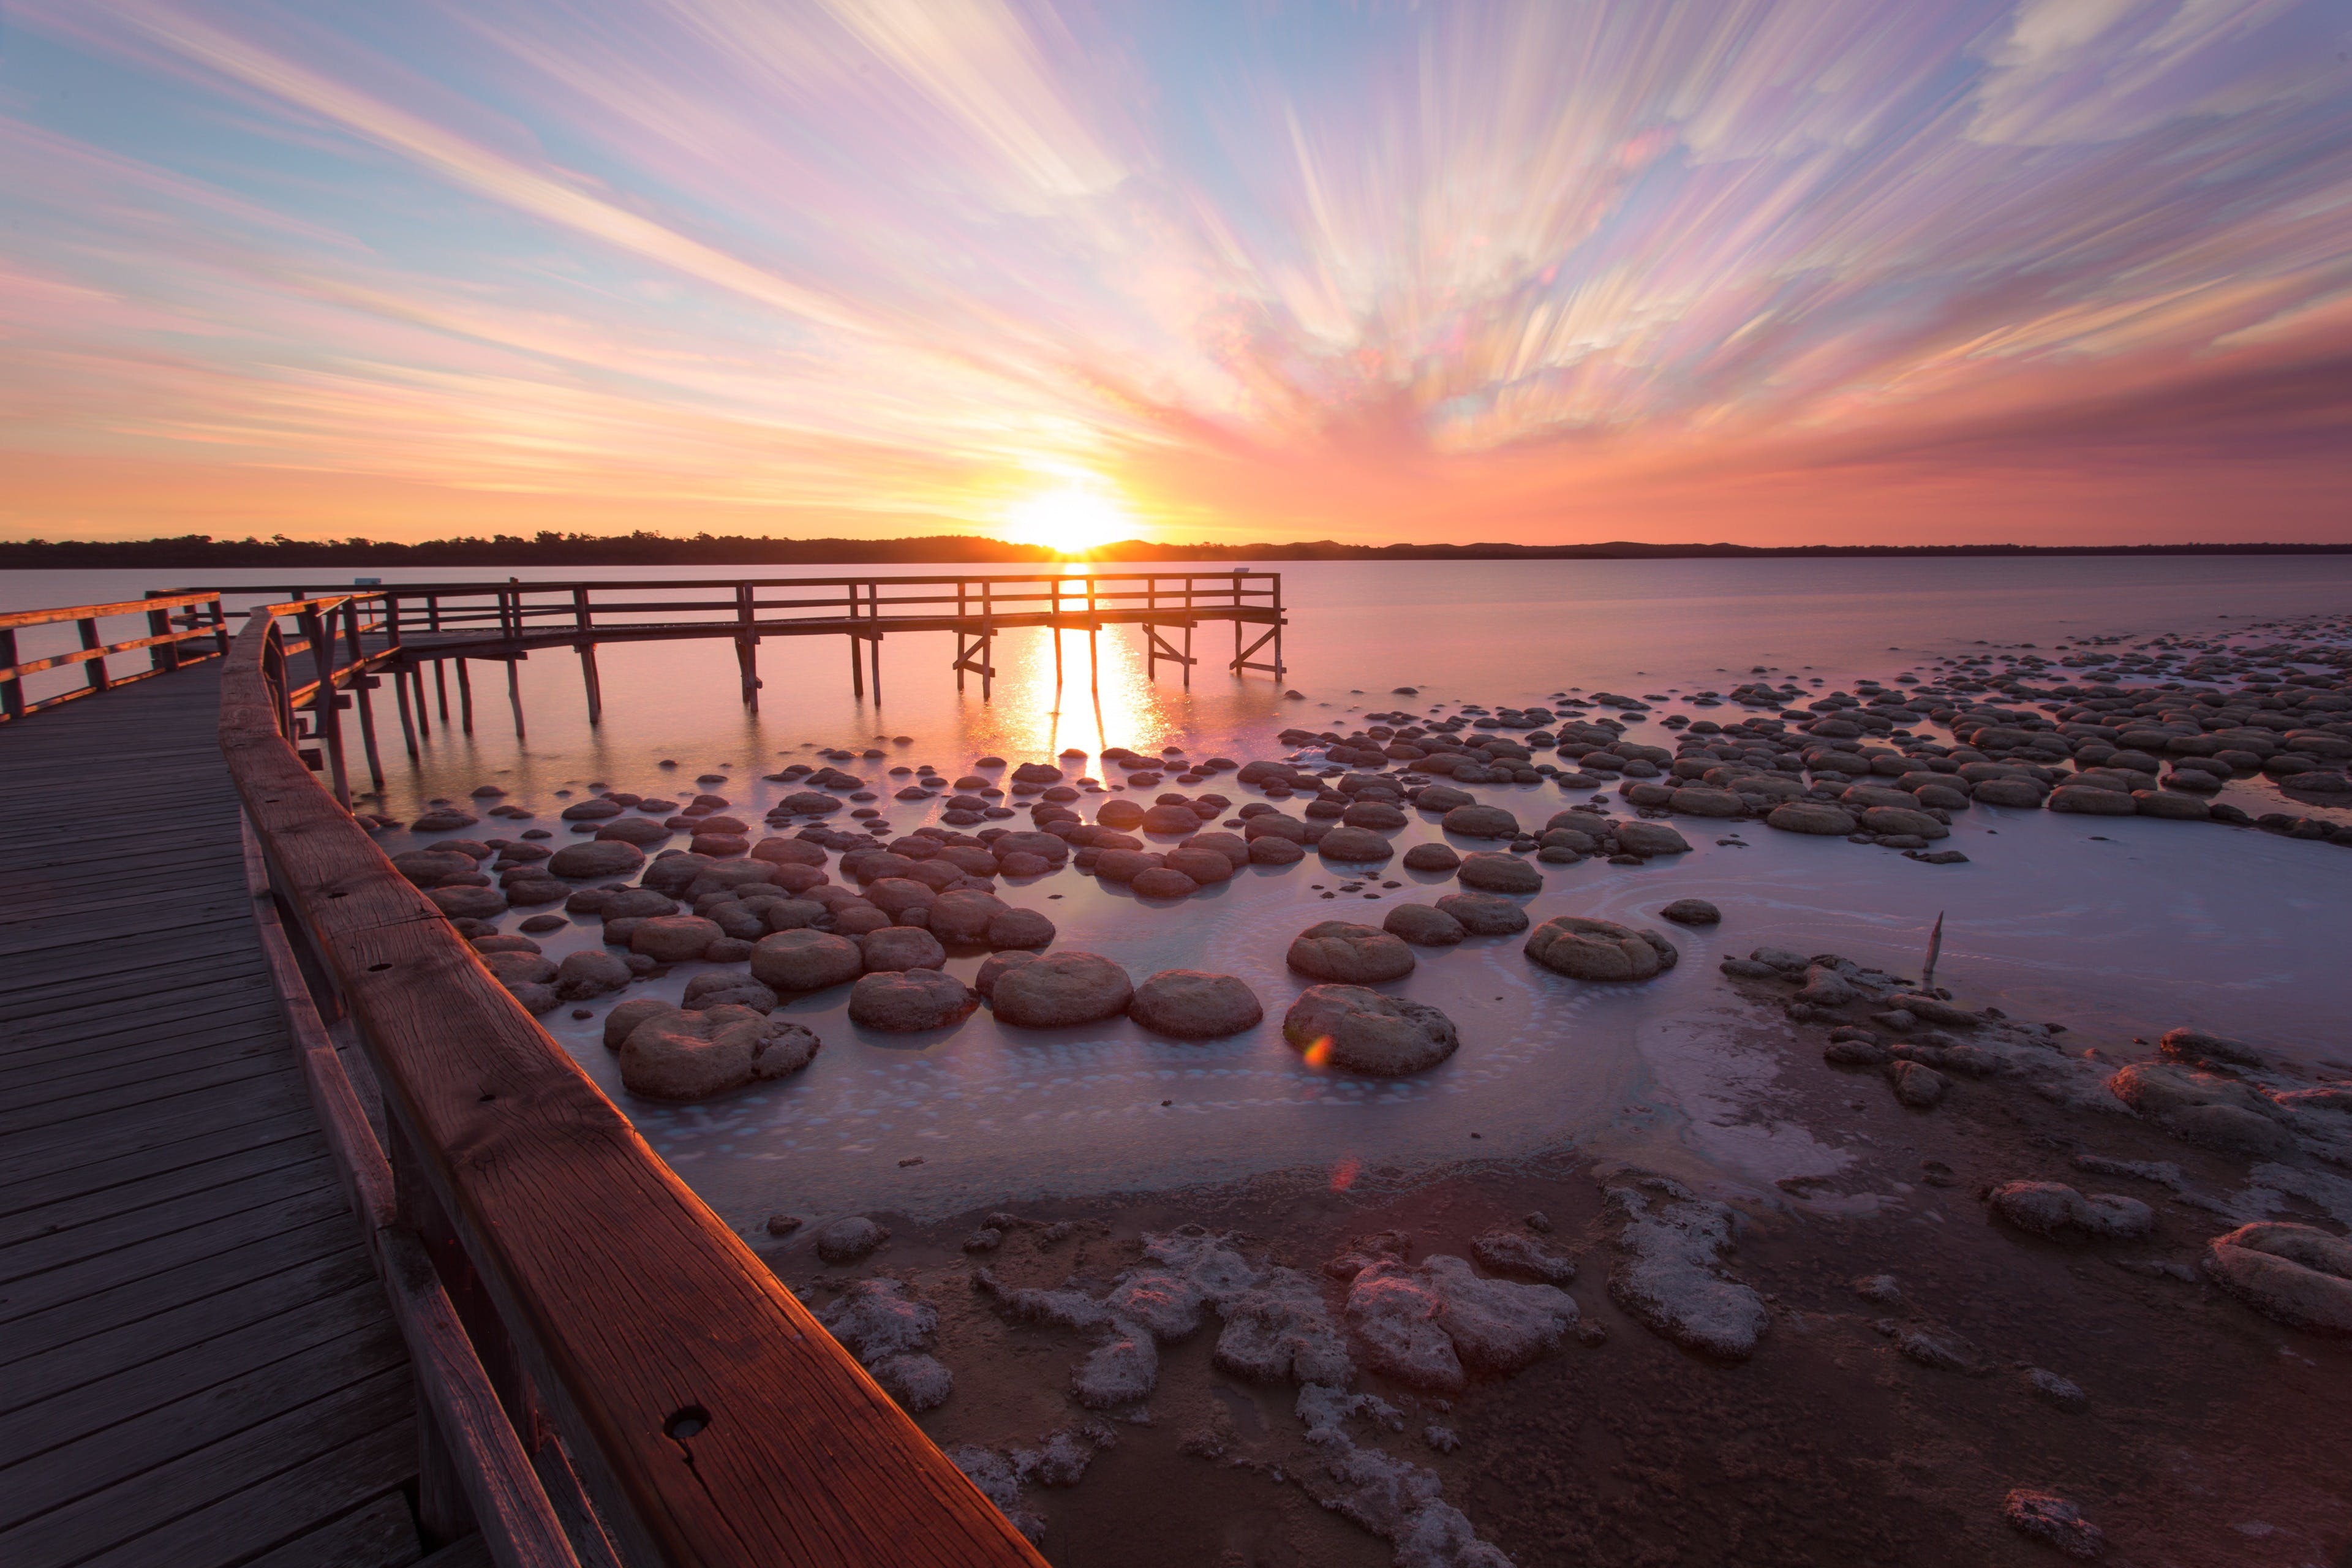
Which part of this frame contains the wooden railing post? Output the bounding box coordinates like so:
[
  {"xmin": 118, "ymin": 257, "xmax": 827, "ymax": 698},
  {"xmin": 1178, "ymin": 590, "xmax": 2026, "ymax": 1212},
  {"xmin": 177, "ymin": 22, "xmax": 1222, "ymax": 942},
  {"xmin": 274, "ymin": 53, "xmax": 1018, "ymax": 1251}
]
[
  {"xmin": 297, "ymin": 607, "xmax": 352, "ymax": 809},
  {"xmin": 573, "ymin": 588, "xmax": 601, "ymax": 723},
  {"xmin": 345, "ymin": 600, "xmax": 386, "ymax": 791},
  {"xmin": 77, "ymin": 616, "xmax": 108, "ymax": 696},
  {"xmin": 146, "ymin": 594, "xmax": 179, "ymax": 674},
  {"xmin": 734, "ymin": 583, "xmax": 759, "ymax": 710},
  {"xmin": 0, "ymin": 629, "xmax": 19, "ymax": 722}
]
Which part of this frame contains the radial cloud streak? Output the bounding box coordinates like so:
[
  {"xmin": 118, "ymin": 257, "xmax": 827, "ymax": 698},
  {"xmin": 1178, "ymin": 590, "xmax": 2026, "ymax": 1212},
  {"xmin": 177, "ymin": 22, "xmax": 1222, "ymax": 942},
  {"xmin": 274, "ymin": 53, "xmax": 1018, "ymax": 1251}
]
[{"xmin": 2, "ymin": 0, "xmax": 2347, "ymax": 543}]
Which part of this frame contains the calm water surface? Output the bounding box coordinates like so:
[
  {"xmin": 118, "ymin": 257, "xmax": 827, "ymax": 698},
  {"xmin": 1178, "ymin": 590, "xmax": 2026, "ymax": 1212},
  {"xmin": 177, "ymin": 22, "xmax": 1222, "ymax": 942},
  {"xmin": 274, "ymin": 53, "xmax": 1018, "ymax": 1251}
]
[{"xmin": 10, "ymin": 559, "xmax": 2347, "ymax": 1227}]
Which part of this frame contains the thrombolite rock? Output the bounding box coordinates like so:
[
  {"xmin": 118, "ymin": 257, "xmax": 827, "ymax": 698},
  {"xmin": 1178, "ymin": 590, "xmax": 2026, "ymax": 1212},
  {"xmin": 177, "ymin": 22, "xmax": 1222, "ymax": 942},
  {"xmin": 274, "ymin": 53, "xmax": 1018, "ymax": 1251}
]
[
  {"xmin": 859, "ymin": 924, "xmax": 946, "ymax": 973},
  {"xmin": 2004, "ymin": 1490, "xmax": 2105, "ymax": 1560},
  {"xmin": 1131, "ymin": 867, "xmax": 1200, "ymax": 899},
  {"xmin": 1667, "ymin": 786, "xmax": 1744, "ymax": 818},
  {"xmin": 748, "ymin": 929, "xmax": 864, "ymax": 993},
  {"xmin": 1613, "ymin": 821, "xmax": 1691, "ymax": 856},
  {"xmin": 1128, "ymin": 970, "xmax": 1264, "ymax": 1039},
  {"xmin": 1434, "ymin": 891, "xmax": 1528, "ymax": 935},
  {"xmin": 848, "ymin": 968, "xmax": 979, "ymax": 1031},
  {"xmin": 1286, "ymin": 921, "xmax": 1416, "ymax": 984},
  {"xmin": 818, "ymin": 1279, "xmax": 952, "ymax": 1412},
  {"xmin": 814, "ymin": 1216, "xmax": 889, "ymax": 1264},
  {"xmin": 680, "ymin": 971, "xmax": 778, "ymax": 1012},
  {"xmin": 1316, "ymin": 826, "xmax": 1394, "ymax": 863},
  {"xmin": 1888, "ymin": 1060, "xmax": 1947, "ymax": 1107},
  {"xmin": 1249, "ymin": 835, "xmax": 1305, "ymax": 865},
  {"xmin": 2157, "ymin": 1026, "xmax": 2266, "ymax": 1069},
  {"xmin": 990, "ymin": 951, "xmax": 1134, "ymax": 1027},
  {"xmin": 2048, "ymin": 785, "xmax": 2138, "ymax": 816},
  {"xmin": 1471, "ymin": 1230, "xmax": 1578, "ymax": 1285},
  {"xmin": 986, "ymin": 907, "xmax": 1057, "ymax": 949},
  {"xmin": 2107, "ymin": 1062, "xmax": 2294, "ymax": 1155},
  {"xmin": 2202, "ymin": 1223, "xmax": 2352, "ymax": 1335},
  {"xmin": 1401, "ymin": 842, "xmax": 1460, "ymax": 873},
  {"xmin": 430, "ymin": 885, "xmax": 508, "ymax": 920},
  {"xmin": 1455, "ymin": 852, "xmax": 1542, "ymax": 894},
  {"xmin": 1860, "ymin": 805, "xmax": 1948, "ymax": 840},
  {"xmin": 1659, "ymin": 898, "xmax": 1721, "ymax": 925},
  {"xmin": 1344, "ymin": 1254, "xmax": 1575, "ymax": 1392},
  {"xmin": 1524, "ymin": 916, "xmax": 1676, "ymax": 981},
  {"xmin": 548, "ymin": 840, "xmax": 646, "ymax": 878},
  {"xmin": 1766, "ymin": 801, "xmax": 1856, "ymax": 835},
  {"xmin": 1986, "ymin": 1181, "xmax": 2155, "ymax": 1242},
  {"xmin": 1442, "ymin": 804, "xmax": 1520, "ymax": 840},
  {"xmin": 1282, "ymin": 984, "xmax": 1459, "ymax": 1076},
  {"xmin": 1605, "ymin": 1177, "xmax": 1767, "ymax": 1360},
  {"xmin": 630, "ymin": 914, "xmax": 723, "ymax": 963},
  {"xmin": 1382, "ymin": 903, "xmax": 1466, "ymax": 946},
  {"xmin": 617, "ymin": 1005, "xmax": 819, "ymax": 1099},
  {"xmin": 554, "ymin": 948, "xmax": 630, "ymax": 1001}
]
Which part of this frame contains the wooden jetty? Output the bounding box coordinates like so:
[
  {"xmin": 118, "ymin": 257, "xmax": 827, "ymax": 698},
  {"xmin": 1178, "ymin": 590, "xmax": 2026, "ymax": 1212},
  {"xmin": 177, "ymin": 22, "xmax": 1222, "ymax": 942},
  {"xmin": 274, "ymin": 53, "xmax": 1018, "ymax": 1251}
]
[
  {"xmin": 1, "ymin": 587, "xmax": 1064, "ymax": 1566},
  {"xmin": 139, "ymin": 570, "xmax": 1288, "ymax": 740}
]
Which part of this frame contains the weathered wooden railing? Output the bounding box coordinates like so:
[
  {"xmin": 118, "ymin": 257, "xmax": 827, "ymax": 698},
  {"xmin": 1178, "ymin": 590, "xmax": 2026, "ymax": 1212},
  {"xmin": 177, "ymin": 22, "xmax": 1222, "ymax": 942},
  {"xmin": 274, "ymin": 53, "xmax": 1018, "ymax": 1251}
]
[
  {"xmin": 176, "ymin": 571, "xmax": 1288, "ymax": 712},
  {"xmin": 222, "ymin": 600, "xmax": 1043, "ymax": 1566},
  {"xmin": 0, "ymin": 591, "xmax": 230, "ymax": 720}
]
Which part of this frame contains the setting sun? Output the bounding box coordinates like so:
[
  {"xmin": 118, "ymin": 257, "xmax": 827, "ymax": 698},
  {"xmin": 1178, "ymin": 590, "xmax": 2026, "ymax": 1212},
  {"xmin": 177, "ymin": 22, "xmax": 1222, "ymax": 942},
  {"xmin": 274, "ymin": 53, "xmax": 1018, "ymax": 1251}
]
[{"xmin": 999, "ymin": 477, "xmax": 1133, "ymax": 555}]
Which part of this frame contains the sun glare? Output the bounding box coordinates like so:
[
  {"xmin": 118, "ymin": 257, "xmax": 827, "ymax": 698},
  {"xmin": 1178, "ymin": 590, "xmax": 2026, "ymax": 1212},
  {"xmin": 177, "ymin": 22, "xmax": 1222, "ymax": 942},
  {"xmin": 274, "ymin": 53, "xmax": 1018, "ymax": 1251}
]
[{"xmin": 1000, "ymin": 477, "xmax": 1132, "ymax": 554}]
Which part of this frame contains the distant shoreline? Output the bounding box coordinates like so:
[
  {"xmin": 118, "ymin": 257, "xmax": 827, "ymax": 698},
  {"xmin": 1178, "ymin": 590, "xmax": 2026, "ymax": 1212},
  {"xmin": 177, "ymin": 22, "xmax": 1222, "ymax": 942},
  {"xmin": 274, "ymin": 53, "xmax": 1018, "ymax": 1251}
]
[{"xmin": 4, "ymin": 534, "xmax": 2349, "ymax": 570}]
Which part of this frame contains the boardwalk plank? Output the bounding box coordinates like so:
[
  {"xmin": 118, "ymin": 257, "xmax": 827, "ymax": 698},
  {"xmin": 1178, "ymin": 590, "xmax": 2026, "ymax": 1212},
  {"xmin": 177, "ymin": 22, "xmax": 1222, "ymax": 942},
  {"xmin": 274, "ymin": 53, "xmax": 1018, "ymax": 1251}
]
[
  {"xmin": 0, "ymin": 1129, "xmax": 324, "ymax": 1248},
  {"xmin": 238, "ymin": 1492, "xmax": 422, "ymax": 1568},
  {"xmin": 0, "ymin": 1153, "xmax": 339, "ymax": 1284},
  {"xmin": 1, "ymin": 1245, "xmax": 376, "ymax": 1412},
  {"xmin": 0, "ymin": 1107, "xmax": 320, "ymax": 1219},
  {"xmin": 0, "ymin": 1367, "xmax": 414, "ymax": 1568},
  {"xmin": 0, "ymin": 1319, "xmax": 405, "ymax": 1527},
  {"xmin": 0, "ymin": 1183, "xmax": 349, "ymax": 1329}
]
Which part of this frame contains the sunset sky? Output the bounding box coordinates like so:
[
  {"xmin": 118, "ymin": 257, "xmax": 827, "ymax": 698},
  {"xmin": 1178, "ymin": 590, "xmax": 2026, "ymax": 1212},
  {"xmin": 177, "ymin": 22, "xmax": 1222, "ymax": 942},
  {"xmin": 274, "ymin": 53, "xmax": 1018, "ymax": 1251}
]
[{"xmin": 3, "ymin": 0, "xmax": 2348, "ymax": 546}]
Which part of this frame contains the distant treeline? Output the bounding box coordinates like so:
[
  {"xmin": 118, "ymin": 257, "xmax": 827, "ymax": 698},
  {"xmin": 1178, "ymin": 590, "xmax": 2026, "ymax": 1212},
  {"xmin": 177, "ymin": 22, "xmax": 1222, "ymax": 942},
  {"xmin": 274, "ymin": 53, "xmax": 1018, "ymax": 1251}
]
[{"xmin": 5, "ymin": 532, "xmax": 2350, "ymax": 569}]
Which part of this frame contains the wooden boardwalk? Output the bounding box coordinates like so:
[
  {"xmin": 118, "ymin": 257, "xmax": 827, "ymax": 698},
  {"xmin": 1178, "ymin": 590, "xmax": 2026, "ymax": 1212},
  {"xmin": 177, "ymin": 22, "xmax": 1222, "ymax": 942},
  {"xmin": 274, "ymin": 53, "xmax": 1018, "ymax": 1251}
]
[{"xmin": 0, "ymin": 663, "xmax": 429, "ymax": 1568}]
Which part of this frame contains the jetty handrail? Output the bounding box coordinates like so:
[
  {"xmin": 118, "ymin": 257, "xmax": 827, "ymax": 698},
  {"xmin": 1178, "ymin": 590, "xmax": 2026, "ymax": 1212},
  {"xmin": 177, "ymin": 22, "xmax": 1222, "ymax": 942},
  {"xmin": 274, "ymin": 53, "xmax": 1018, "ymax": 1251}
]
[
  {"xmin": 0, "ymin": 590, "xmax": 231, "ymax": 722},
  {"xmin": 219, "ymin": 604, "xmax": 1042, "ymax": 1568}
]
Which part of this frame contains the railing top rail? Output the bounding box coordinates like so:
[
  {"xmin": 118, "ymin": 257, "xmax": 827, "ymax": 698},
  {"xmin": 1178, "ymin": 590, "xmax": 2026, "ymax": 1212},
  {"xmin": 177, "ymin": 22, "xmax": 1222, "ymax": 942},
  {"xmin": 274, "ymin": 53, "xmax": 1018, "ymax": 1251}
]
[
  {"xmin": 157, "ymin": 570, "xmax": 1279, "ymax": 598},
  {"xmin": 217, "ymin": 608, "xmax": 1041, "ymax": 1568},
  {"xmin": 0, "ymin": 590, "xmax": 223, "ymax": 630}
]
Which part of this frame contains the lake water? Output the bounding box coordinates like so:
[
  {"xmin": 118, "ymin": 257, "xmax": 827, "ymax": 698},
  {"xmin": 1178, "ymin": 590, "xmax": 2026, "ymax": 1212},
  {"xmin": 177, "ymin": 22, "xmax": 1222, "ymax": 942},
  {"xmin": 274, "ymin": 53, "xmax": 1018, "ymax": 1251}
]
[{"xmin": 10, "ymin": 558, "xmax": 2349, "ymax": 1229}]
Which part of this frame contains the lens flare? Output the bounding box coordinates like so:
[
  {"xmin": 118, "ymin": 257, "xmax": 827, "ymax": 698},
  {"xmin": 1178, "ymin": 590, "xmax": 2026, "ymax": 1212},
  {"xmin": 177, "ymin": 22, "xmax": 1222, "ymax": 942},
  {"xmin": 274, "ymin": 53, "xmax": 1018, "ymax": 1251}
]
[
  {"xmin": 1330, "ymin": 1157, "xmax": 1360, "ymax": 1192},
  {"xmin": 1301, "ymin": 1036, "xmax": 1333, "ymax": 1068},
  {"xmin": 1000, "ymin": 475, "xmax": 1132, "ymax": 555}
]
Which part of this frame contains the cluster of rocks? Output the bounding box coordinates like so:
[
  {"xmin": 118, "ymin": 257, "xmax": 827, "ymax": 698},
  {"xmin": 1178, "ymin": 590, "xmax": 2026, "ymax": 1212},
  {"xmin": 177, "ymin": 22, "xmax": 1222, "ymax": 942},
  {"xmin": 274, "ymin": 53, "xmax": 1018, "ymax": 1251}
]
[
  {"xmin": 1719, "ymin": 953, "xmax": 2352, "ymax": 1341},
  {"xmin": 956, "ymin": 1223, "xmax": 1568, "ymax": 1562}
]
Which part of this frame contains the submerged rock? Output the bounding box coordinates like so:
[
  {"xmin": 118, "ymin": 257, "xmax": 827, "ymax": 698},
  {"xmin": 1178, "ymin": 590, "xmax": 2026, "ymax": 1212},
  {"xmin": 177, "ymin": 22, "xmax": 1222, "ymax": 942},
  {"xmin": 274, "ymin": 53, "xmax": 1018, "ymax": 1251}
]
[
  {"xmin": 1284, "ymin": 985, "xmax": 1461, "ymax": 1076},
  {"xmin": 1524, "ymin": 916, "xmax": 1676, "ymax": 981},
  {"xmin": 990, "ymin": 951, "xmax": 1134, "ymax": 1027},
  {"xmin": 617, "ymin": 1005, "xmax": 818, "ymax": 1099},
  {"xmin": 1287, "ymin": 921, "xmax": 1417, "ymax": 983},
  {"xmin": 1128, "ymin": 970, "xmax": 1264, "ymax": 1039}
]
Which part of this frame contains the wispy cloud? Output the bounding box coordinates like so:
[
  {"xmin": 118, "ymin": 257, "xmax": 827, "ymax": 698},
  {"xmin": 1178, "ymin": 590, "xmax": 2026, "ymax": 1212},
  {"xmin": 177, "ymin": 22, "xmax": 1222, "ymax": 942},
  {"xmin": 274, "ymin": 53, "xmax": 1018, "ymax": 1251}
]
[{"xmin": 4, "ymin": 0, "xmax": 2348, "ymax": 543}]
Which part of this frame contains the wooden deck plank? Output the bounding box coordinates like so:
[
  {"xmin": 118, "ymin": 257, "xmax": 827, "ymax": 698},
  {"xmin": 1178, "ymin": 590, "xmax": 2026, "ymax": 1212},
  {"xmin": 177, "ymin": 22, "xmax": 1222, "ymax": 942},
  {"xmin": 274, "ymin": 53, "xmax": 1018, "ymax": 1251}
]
[
  {"xmin": 1, "ymin": 1010, "xmax": 291, "ymax": 1087},
  {"xmin": 0, "ymin": 1073, "xmax": 310, "ymax": 1184},
  {"xmin": 0, "ymin": 1153, "xmax": 340, "ymax": 1284},
  {"xmin": 0, "ymin": 1279, "xmax": 391, "ymax": 1461},
  {"xmin": 0, "ymin": 1318, "xmax": 406, "ymax": 1529},
  {"xmin": 0, "ymin": 1366, "xmax": 415, "ymax": 1568},
  {"xmin": 0, "ymin": 1129, "xmax": 325, "ymax": 1248},
  {"xmin": 0, "ymin": 1047, "xmax": 298, "ymax": 1131},
  {"xmin": 0, "ymin": 1107, "xmax": 322, "ymax": 1219},
  {"xmin": 0, "ymin": 1185, "xmax": 351, "ymax": 1332},
  {"xmin": 238, "ymin": 1492, "xmax": 423, "ymax": 1568},
  {"xmin": 0, "ymin": 1245, "xmax": 377, "ymax": 1413}
]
